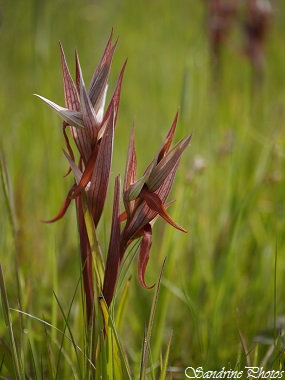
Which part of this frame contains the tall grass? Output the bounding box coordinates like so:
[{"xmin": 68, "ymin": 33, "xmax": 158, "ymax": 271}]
[{"xmin": 1, "ymin": 0, "xmax": 285, "ymax": 378}]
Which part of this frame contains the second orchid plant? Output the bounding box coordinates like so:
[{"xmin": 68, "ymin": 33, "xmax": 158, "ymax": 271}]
[{"xmin": 35, "ymin": 30, "xmax": 191, "ymax": 325}]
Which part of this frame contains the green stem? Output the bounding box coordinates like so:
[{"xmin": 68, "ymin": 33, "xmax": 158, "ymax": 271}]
[{"xmin": 80, "ymin": 191, "xmax": 105, "ymax": 296}]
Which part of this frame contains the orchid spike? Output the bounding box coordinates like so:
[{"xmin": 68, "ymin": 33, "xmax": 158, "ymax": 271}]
[
  {"xmin": 36, "ymin": 32, "xmax": 126, "ymax": 228},
  {"xmin": 102, "ymin": 113, "xmax": 191, "ymax": 305},
  {"xmin": 36, "ymin": 31, "xmax": 126, "ymax": 323}
]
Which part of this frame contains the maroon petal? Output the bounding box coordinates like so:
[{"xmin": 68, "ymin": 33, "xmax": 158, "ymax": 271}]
[
  {"xmin": 121, "ymin": 200, "xmax": 155, "ymax": 246},
  {"xmin": 102, "ymin": 175, "xmax": 121, "ymax": 306},
  {"xmin": 140, "ymin": 186, "xmax": 187, "ymax": 232},
  {"xmin": 60, "ymin": 43, "xmax": 90, "ymax": 162},
  {"xmin": 155, "ymin": 160, "xmax": 180, "ymax": 203},
  {"xmin": 88, "ymin": 30, "xmax": 118, "ymax": 110},
  {"xmin": 41, "ymin": 184, "xmax": 76, "ymax": 223},
  {"xmin": 123, "ymin": 123, "xmax": 137, "ymax": 217},
  {"xmin": 76, "ymin": 52, "xmax": 100, "ymax": 143},
  {"xmin": 122, "ymin": 164, "xmax": 181, "ymax": 242},
  {"xmin": 87, "ymin": 102, "xmax": 115, "ymax": 226},
  {"xmin": 102, "ymin": 59, "xmax": 127, "ymax": 130},
  {"xmin": 147, "ymin": 134, "xmax": 192, "ymax": 192},
  {"xmin": 62, "ymin": 122, "xmax": 75, "ymax": 177},
  {"xmin": 71, "ymin": 145, "xmax": 99, "ymax": 199},
  {"xmin": 157, "ymin": 112, "xmax": 178, "ymax": 162},
  {"xmin": 138, "ymin": 223, "xmax": 155, "ymax": 289},
  {"xmin": 59, "ymin": 41, "xmax": 80, "ymax": 112}
]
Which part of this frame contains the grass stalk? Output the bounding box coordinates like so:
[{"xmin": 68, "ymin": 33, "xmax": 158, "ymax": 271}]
[
  {"xmin": 0, "ymin": 265, "xmax": 24, "ymax": 379},
  {"xmin": 140, "ymin": 258, "xmax": 167, "ymax": 380}
]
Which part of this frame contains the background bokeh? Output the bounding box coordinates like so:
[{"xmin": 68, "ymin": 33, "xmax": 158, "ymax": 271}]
[{"xmin": 1, "ymin": 0, "xmax": 285, "ymax": 375}]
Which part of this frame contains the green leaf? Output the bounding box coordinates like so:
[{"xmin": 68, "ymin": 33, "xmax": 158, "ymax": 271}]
[
  {"xmin": 0, "ymin": 338, "xmax": 14, "ymax": 377},
  {"xmin": 159, "ymin": 330, "xmax": 172, "ymax": 380},
  {"xmin": 0, "ymin": 265, "xmax": 24, "ymax": 379},
  {"xmin": 140, "ymin": 258, "xmax": 167, "ymax": 380},
  {"xmin": 115, "ymin": 277, "xmax": 131, "ymax": 333},
  {"xmin": 99, "ymin": 298, "xmax": 132, "ymax": 380}
]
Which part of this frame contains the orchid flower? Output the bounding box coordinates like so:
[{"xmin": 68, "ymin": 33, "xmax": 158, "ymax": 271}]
[
  {"xmin": 103, "ymin": 114, "xmax": 191, "ymax": 306},
  {"xmin": 35, "ymin": 31, "xmax": 126, "ymax": 322},
  {"xmin": 36, "ymin": 29, "xmax": 190, "ymax": 317},
  {"xmin": 35, "ymin": 30, "xmax": 126, "ymax": 226}
]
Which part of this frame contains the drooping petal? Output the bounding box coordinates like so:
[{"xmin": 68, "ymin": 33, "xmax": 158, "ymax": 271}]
[
  {"xmin": 147, "ymin": 134, "xmax": 192, "ymax": 192},
  {"xmin": 138, "ymin": 223, "xmax": 155, "ymax": 289},
  {"xmin": 120, "ymin": 211, "xmax": 127, "ymax": 222},
  {"xmin": 41, "ymin": 184, "xmax": 77, "ymax": 223},
  {"xmin": 102, "ymin": 175, "xmax": 121, "ymax": 306},
  {"xmin": 87, "ymin": 101, "xmax": 115, "ymax": 227},
  {"xmin": 34, "ymin": 95, "xmax": 85, "ymax": 129},
  {"xmin": 70, "ymin": 146, "xmax": 99, "ymax": 199},
  {"xmin": 140, "ymin": 186, "xmax": 187, "ymax": 232},
  {"xmin": 62, "ymin": 123, "xmax": 74, "ymax": 177}
]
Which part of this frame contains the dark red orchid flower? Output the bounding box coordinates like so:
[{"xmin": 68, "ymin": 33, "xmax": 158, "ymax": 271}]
[
  {"xmin": 35, "ymin": 31, "xmax": 126, "ymax": 322},
  {"xmin": 35, "ymin": 30, "xmax": 126, "ymax": 227},
  {"xmin": 103, "ymin": 114, "xmax": 191, "ymax": 306}
]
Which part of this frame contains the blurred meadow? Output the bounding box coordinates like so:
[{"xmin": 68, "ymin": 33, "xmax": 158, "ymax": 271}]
[{"xmin": 1, "ymin": 0, "xmax": 285, "ymax": 378}]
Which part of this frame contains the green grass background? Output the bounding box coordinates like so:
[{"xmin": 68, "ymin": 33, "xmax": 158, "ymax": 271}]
[{"xmin": 1, "ymin": 0, "xmax": 285, "ymax": 377}]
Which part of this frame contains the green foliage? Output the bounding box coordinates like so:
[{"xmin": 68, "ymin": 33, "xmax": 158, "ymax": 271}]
[{"xmin": 1, "ymin": 0, "xmax": 285, "ymax": 378}]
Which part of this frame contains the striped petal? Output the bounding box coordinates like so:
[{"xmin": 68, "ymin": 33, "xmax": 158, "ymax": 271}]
[
  {"xmin": 138, "ymin": 223, "xmax": 155, "ymax": 289},
  {"xmin": 76, "ymin": 52, "xmax": 100, "ymax": 143},
  {"xmin": 102, "ymin": 175, "xmax": 121, "ymax": 306},
  {"xmin": 147, "ymin": 134, "xmax": 192, "ymax": 192},
  {"xmin": 87, "ymin": 101, "xmax": 115, "ymax": 227},
  {"xmin": 34, "ymin": 95, "xmax": 85, "ymax": 129},
  {"xmin": 59, "ymin": 41, "xmax": 80, "ymax": 112},
  {"xmin": 140, "ymin": 186, "xmax": 186, "ymax": 232}
]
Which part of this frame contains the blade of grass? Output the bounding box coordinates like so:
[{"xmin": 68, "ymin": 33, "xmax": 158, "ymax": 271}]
[
  {"xmin": 98, "ymin": 297, "xmax": 132, "ymax": 380},
  {"xmin": 53, "ymin": 291, "xmax": 84, "ymax": 378},
  {"xmin": 0, "ymin": 265, "xmax": 24, "ymax": 380},
  {"xmin": 273, "ymin": 233, "xmax": 278, "ymax": 344},
  {"xmin": 115, "ymin": 276, "xmax": 131, "ymax": 333},
  {"xmin": 9, "ymin": 308, "xmax": 96, "ymax": 371},
  {"xmin": 28, "ymin": 339, "xmax": 38, "ymax": 380},
  {"xmin": 114, "ymin": 239, "xmax": 140, "ymax": 300},
  {"xmin": 0, "ymin": 151, "xmax": 22, "ymax": 311},
  {"xmin": 0, "ymin": 338, "xmax": 14, "ymax": 376},
  {"xmin": 47, "ymin": 332, "xmax": 79, "ymax": 380},
  {"xmin": 44, "ymin": 326, "xmax": 56, "ymax": 379},
  {"xmin": 0, "ymin": 150, "xmax": 17, "ymax": 236},
  {"xmin": 99, "ymin": 297, "xmax": 122, "ymax": 380},
  {"xmin": 53, "ymin": 269, "xmax": 84, "ymax": 380},
  {"xmin": 140, "ymin": 257, "xmax": 167, "ymax": 380},
  {"xmin": 159, "ymin": 330, "xmax": 172, "ymax": 380}
]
